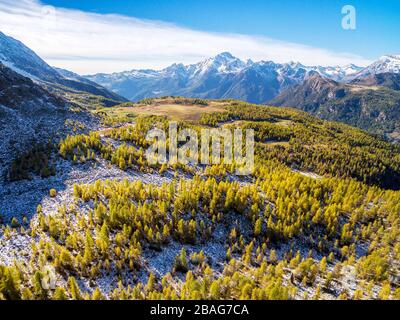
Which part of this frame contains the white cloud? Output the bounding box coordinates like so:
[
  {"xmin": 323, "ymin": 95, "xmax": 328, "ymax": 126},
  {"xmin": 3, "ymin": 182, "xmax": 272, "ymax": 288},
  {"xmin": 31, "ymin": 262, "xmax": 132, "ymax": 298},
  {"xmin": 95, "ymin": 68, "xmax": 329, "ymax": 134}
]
[{"xmin": 0, "ymin": 0, "xmax": 372, "ymax": 74}]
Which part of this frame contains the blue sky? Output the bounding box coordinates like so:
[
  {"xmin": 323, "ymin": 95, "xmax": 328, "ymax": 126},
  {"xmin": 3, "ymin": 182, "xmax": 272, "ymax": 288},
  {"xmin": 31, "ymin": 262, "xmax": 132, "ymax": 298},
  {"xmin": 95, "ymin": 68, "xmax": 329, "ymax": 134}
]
[
  {"xmin": 41, "ymin": 0, "xmax": 400, "ymax": 60},
  {"xmin": 0, "ymin": 0, "xmax": 398, "ymax": 74}
]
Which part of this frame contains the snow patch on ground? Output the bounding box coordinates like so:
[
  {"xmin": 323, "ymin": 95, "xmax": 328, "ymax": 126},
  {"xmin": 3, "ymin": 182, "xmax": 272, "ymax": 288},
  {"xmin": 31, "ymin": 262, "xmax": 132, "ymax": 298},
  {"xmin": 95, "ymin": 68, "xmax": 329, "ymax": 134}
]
[{"xmin": 0, "ymin": 231, "xmax": 32, "ymax": 266}]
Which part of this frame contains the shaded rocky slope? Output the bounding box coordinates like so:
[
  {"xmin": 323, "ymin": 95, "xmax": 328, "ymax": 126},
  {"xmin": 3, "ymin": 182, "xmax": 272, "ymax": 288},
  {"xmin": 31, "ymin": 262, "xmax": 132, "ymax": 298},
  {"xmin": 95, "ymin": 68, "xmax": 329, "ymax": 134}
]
[{"xmin": 0, "ymin": 62, "xmax": 95, "ymax": 180}]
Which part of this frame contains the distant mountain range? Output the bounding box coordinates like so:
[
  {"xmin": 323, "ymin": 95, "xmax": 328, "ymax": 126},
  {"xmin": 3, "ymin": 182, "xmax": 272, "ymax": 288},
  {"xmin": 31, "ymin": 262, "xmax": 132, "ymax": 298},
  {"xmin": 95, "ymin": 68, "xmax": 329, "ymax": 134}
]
[
  {"xmin": 85, "ymin": 52, "xmax": 366, "ymax": 103},
  {"xmin": 85, "ymin": 53, "xmax": 400, "ymax": 104}
]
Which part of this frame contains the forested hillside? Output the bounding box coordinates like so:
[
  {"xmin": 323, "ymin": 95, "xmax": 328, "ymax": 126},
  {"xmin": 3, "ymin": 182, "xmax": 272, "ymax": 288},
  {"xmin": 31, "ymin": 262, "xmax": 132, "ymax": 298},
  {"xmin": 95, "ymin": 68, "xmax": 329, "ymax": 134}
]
[
  {"xmin": 1, "ymin": 98, "xmax": 399, "ymax": 300},
  {"xmin": 269, "ymin": 74, "xmax": 400, "ymax": 143}
]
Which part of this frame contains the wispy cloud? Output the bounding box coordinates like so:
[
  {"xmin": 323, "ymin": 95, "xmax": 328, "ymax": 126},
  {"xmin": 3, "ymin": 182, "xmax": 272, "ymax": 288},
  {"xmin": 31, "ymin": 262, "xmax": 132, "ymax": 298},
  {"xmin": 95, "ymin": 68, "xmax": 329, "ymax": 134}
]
[{"xmin": 0, "ymin": 0, "xmax": 372, "ymax": 74}]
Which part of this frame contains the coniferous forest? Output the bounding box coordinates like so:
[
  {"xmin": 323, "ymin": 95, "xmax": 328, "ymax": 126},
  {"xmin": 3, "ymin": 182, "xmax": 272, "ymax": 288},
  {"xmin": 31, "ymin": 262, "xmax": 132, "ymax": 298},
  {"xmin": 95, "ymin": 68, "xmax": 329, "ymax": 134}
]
[{"xmin": 1, "ymin": 98, "xmax": 400, "ymax": 300}]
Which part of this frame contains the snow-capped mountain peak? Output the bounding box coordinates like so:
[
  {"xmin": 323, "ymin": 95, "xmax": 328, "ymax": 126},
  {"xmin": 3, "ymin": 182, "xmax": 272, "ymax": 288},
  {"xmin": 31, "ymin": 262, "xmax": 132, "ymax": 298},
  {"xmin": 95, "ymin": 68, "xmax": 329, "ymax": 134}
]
[
  {"xmin": 376, "ymin": 54, "xmax": 400, "ymax": 72},
  {"xmin": 214, "ymin": 51, "xmax": 236, "ymax": 60},
  {"xmin": 163, "ymin": 63, "xmax": 187, "ymax": 76},
  {"xmin": 315, "ymin": 64, "xmax": 362, "ymax": 79},
  {"xmin": 0, "ymin": 31, "xmax": 59, "ymax": 81},
  {"xmin": 287, "ymin": 61, "xmax": 305, "ymax": 69},
  {"xmin": 380, "ymin": 54, "xmax": 400, "ymax": 61},
  {"xmin": 195, "ymin": 52, "xmax": 247, "ymax": 75},
  {"xmin": 351, "ymin": 54, "xmax": 400, "ymax": 80},
  {"xmin": 342, "ymin": 64, "xmax": 364, "ymax": 75}
]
